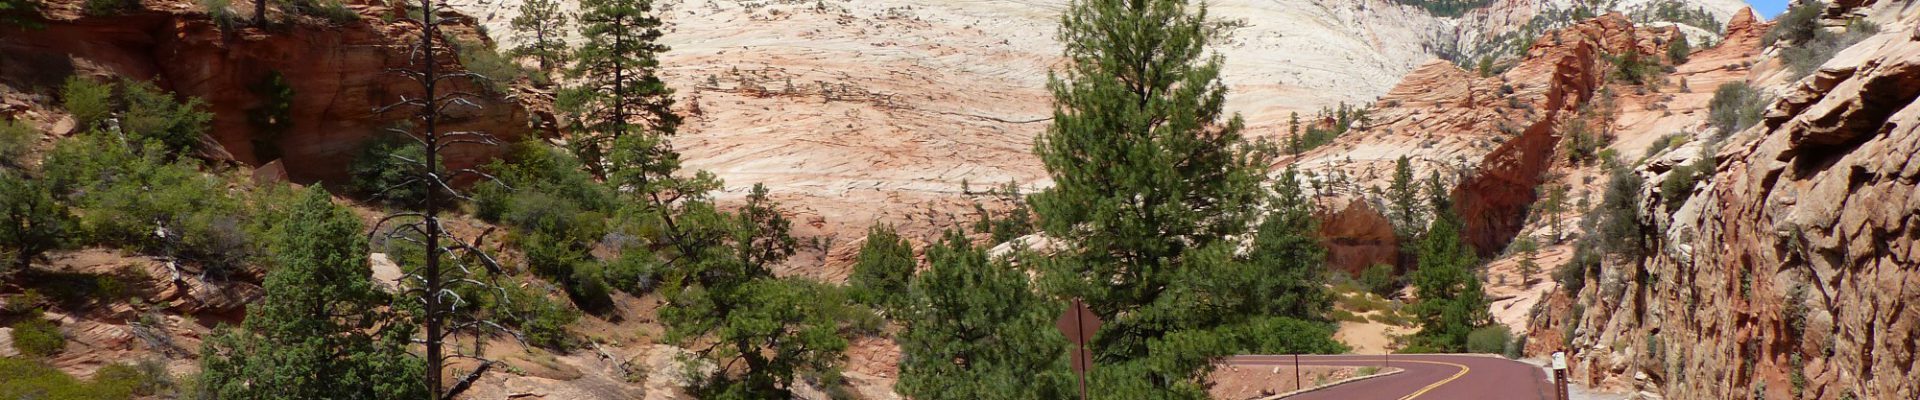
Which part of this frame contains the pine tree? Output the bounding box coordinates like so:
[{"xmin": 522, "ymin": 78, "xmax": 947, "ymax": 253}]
[
  {"xmin": 605, "ymin": 131, "xmax": 848, "ymax": 397},
  {"xmin": 848, "ymin": 223, "xmax": 914, "ymax": 315},
  {"xmin": 1287, "ymin": 112, "xmax": 1302, "ymax": 155},
  {"xmin": 510, "ymin": 0, "xmax": 569, "ymax": 79},
  {"xmin": 896, "ymin": 230, "xmax": 1073, "ymax": 399},
  {"xmin": 569, "ymin": 0, "xmax": 678, "ymax": 176},
  {"xmin": 1387, "ymin": 156, "xmax": 1422, "ymax": 237},
  {"xmin": 198, "ymin": 190, "xmax": 425, "ymax": 400},
  {"xmin": 1030, "ymin": 0, "xmax": 1312, "ymax": 395},
  {"xmin": 1406, "ymin": 202, "xmax": 1490, "ymax": 353},
  {"xmin": 1242, "ymin": 167, "xmax": 1333, "ymax": 319}
]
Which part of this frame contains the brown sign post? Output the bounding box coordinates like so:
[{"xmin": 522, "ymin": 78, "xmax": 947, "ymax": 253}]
[{"xmin": 1057, "ymin": 298, "xmax": 1102, "ymax": 400}]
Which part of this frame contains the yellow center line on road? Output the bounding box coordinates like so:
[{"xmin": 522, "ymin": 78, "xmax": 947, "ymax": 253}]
[{"xmin": 1388, "ymin": 359, "xmax": 1471, "ymax": 400}]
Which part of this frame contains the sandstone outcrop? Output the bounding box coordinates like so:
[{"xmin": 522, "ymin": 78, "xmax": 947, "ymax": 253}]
[
  {"xmin": 1290, "ymin": 13, "xmax": 1679, "ymax": 273},
  {"xmin": 0, "ymin": 0, "xmax": 539, "ymax": 185},
  {"xmin": 1544, "ymin": 7, "xmax": 1920, "ymax": 398}
]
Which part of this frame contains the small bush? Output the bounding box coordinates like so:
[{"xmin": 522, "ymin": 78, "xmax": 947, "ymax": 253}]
[
  {"xmin": 1, "ymin": 174, "xmax": 76, "ymax": 271},
  {"xmin": 0, "ymin": 119, "xmax": 36, "ymax": 170},
  {"xmin": 120, "ymin": 80, "xmax": 214, "ymax": 157},
  {"xmin": 849, "ymin": 223, "xmax": 914, "ymax": 314},
  {"xmin": 1665, "ymin": 36, "xmax": 1691, "ymax": 64},
  {"xmin": 1359, "ymin": 263, "xmax": 1396, "ymax": 297},
  {"xmin": 347, "ymin": 133, "xmax": 434, "ymax": 208},
  {"xmin": 1660, "ymin": 162, "xmax": 1702, "ymax": 207},
  {"xmin": 298, "ymin": 0, "xmax": 359, "ymax": 24},
  {"xmin": 82, "ymin": 0, "xmax": 129, "ymax": 15},
  {"xmin": 500, "ymin": 283, "xmax": 577, "ymax": 350},
  {"xmin": 0, "ymin": 357, "xmax": 136, "ymax": 400},
  {"xmin": 200, "ymin": 0, "xmax": 237, "ymax": 29},
  {"xmin": 1466, "ymin": 325, "xmax": 1512, "ymax": 355},
  {"xmin": 1768, "ymin": 2, "xmax": 1879, "ymax": 79},
  {"xmin": 91, "ymin": 360, "xmax": 171, "ymax": 397},
  {"xmin": 603, "ymin": 249, "xmax": 660, "ymax": 295},
  {"xmin": 60, "ymin": 76, "xmax": 114, "ymax": 132},
  {"xmin": 1708, "ymin": 82, "xmax": 1764, "ymax": 136},
  {"xmin": 10, "ymin": 318, "xmax": 65, "ymax": 357},
  {"xmin": 454, "ymin": 39, "xmax": 525, "ymax": 95},
  {"xmin": 1607, "ymin": 52, "xmax": 1661, "ymax": 85},
  {"xmin": 1561, "ymin": 119, "xmax": 1603, "ymax": 165}
]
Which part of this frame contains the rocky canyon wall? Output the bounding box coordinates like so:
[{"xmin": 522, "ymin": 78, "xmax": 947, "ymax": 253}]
[
  {"xmin": 1542, "ymin": 3, "xmax": 1920, "ymax": 398},
  {"xmin": 0, "ymin": 0, "xmax": 539, "ymax": 185}
]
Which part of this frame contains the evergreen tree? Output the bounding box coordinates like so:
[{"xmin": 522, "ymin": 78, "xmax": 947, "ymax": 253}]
[
  {"xmin": 1387, "ymin": 156, "xmax": 1422, "ymax": 237},
  {"xmin": 197, "ymin": 190, "xmax": 425, "ymax": 400},
  {"xmin": 1406, "ymin": 203, "xmax": 1489, "ymax": 353},
  {"xmin": 510, "ymin": 0, "xmax": 569, "ymax": 79},
  {"xmin": 0, "ymin": 173, "xmax": 73, "ymax": 273},
  {"xmin": 604, "ymin": 133, "xmax": 848, "ymax": 397},
  {"xmin": 569, "ymin": 0, "xmax": 678, "ymax": 176},
  {"xmin": 1287, "ymin": 112, "xmax": 1302, "ymax": 155},
  {"xmin": 848, "ymin": 223, "xmax": 914, "ymax": 315},
  {"xmin": 1241, "ymin": 167, "xmax": 1333, "ymax": 319},
  {"xmin": 895, "ymin": 230, "xmax": 1073, "ymax": 399},
  {"xmin": 1030, "ymin": 0, "xmax": 1331, "ymax": 395}
]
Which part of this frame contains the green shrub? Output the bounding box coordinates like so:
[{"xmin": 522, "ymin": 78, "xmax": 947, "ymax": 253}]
[
  {"xmin": 347, "ymin": 133, "xmax": 434, "ymax": 208},
  {"xmin": 298, "ymin": 0, "xmax": 358, "ymax": 24},
  {"xmin": 1237, "ymin": 317, "xmax": 1350, "ymax": 354},
  {"xmin": 120, "ymin": 80, "xmax": 214, "ymax": 157},
  {"xmin": 1, "ymin": 174, "xmax": 75, "ymax": 272},
  {"xmin": 504, "ymin": 284, "xmax": 578, "ymax": 349},
  {"xmin": 41, "ymin": 132, "xmax": 253, "ymax": 271},
  {"xmin": 602, "ymin": 249, "xmax": 659, "ymax": 295},
  {"xmin": 82, "ymin": 0, "xmax": 129, "ymax": 15},
  {"xmin": 10, "ymin": 317, "xmax": 65, "ymax": 357},
  {"xmin": 1, "ymin": 0, "xmax": 44, "ymax": 29},
  {"xmin": 1607, "ymin": 51, "xmax": 1661, "ymax": 85},
  {"xmin": 91, "ymin": 360, "xmax": 170, "ymax": 397},
  {"xmin": 0, "ymin": 358, "xmax": 136, "ymax": 400},
  {"xmin": 1561, "ymin": 119, "xmax": 1604, "ymax": 165},
  {"xmin": 1660, "ymin": 162, "xmax": 1702, "ymax": 207},
  {"xmin": 849, "ymin": 223, "xmax": 914, "ymax": 314},
  {"xmin": 1466, "ymin": 325, "xmax": 1511, "ymax": 355},
  {"xmin": 1768, "ymin": 2, "xmax": 1879, "ymax": 79},
  {"xmin": 1708, "ymin": 82, "xmax": 1764, "ymax": 136},
  {"xmin": 200, "ymin": 0, "xmax": 237, "ymax": 30},
  {"xmin": 0, "ymin": 119, "xmax": 35, "ymax": 170},
  {"xmin": 1559, "ymin": 241, "xmax": 1597, "ymax": 293},
  {"xmin": 1644, "ymin": 133, "xmax": 1684, "ymax": 159},
  {"xmin": 1359, "ymin": 263, "xmax": 1396, "ymax": 297},
  {"xmin": 1665, "ymin": 36, "xmax": 1691, "ymax": 64},
  {"xmin": 454, "ymin": 38, "xmax": 526, "ymax": 95},
  {"xmin": 247, "ymin": 71, "xmax": 294, "ymax": 161},
  {"xmin": 1591, "ymin": 163, "xmax": 1648, "ymax": 259},
  {"xmin": 1761, "ymin": 2, "xmax": 1823, "ymax": 47},
  {"xmin": 60, "ymin": 76, "xmax": 114, "ymax": 132}
]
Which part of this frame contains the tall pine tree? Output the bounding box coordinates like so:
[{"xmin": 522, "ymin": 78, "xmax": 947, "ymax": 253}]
[
  {"xmin": 1030, "ymin": 0, "xmax": 1332, "ymax": 396},
  {"xmin": 1406, "ymin": 186, "xmax": 1490, "ymax": 352},
  {"xmin": 569, "ymin": 0, "xmax": 678, "ymax": 176}
]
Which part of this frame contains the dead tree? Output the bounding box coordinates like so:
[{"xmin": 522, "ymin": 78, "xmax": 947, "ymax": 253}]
[{"xmin": 371, "ymin": 1, "xmax": 522, "ymax": 397}]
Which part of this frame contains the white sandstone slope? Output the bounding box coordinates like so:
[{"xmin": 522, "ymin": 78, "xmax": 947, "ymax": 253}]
[{"xmin": 442, "ymin": 0, "xmax": 1748, "ymax": 277}]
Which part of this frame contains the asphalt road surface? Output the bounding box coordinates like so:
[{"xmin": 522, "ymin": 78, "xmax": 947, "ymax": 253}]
[{"xmin": 1225, "ymin": 354, "xmax": 1554, "ymax": 399}]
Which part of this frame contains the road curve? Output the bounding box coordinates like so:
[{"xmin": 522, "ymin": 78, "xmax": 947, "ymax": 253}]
[{"xmin": 1225, "ymin": 354, "xmax": 1553, "ymax": 400}]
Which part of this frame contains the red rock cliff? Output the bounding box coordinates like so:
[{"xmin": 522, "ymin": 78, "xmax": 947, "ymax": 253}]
[{"xmin": 0, "ymin": 0, "xmax": 537, "ymax": 184}]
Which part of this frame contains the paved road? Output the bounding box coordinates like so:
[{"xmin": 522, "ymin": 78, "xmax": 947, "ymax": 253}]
[{"xmin": 1225, "ymin": 354, "xmax": 1553, "ymax": 399}]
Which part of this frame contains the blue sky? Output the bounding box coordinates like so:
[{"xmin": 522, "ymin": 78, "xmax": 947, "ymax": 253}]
[{"xmin": 1746, "ymin": 0, "xmax": 1789, "ymax": 18}]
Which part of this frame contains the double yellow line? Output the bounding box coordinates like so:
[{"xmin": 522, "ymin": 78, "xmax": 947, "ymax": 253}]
[{"xmin": 1386, "ymin": 359, "xmax": 1472, "ymax": 400}]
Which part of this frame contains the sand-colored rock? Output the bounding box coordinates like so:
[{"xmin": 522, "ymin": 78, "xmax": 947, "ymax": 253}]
[{"xmin": 1547, "ymin": 7, "xmax": 1920, "ymax": 398}]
